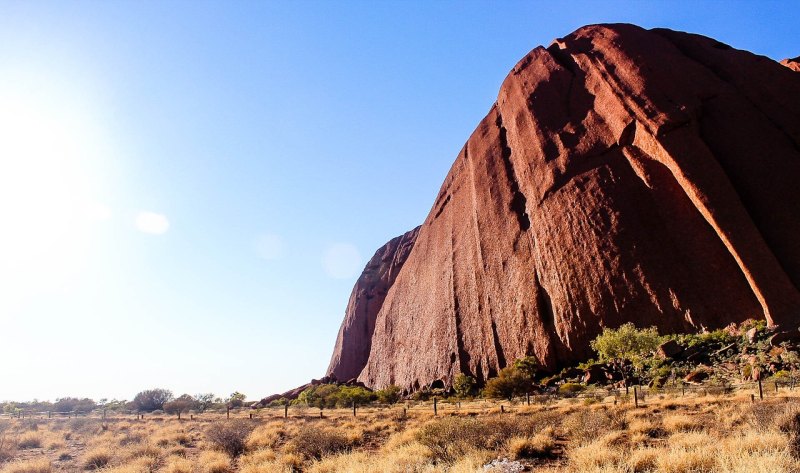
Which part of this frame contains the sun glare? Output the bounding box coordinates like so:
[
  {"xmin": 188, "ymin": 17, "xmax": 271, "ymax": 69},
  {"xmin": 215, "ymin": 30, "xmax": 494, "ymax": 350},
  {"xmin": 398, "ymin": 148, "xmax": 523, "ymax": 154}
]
[{"xmin": 0, "ymin": 75, "xmax": 109, "ymax": 305}]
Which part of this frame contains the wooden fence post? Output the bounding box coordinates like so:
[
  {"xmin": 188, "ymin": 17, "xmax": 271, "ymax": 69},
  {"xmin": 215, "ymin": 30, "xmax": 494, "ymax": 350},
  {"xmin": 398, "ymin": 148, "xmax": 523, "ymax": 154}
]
[
  {"xmin": 776, "ymin": 381, "xmax": 779, "ymax": 393},
  {"xmin": 526, "ymin": 392, "xmax": 530, "ymax": 406},
  {"xmin": 751, "ymin": 394, "xmax": 755, "ymax": 403},
  {"xmin": 249, "ymin": 413, "xmax": 253, "ymax": 419},
  {"xmin": 352, "ymin": 401, "xmax": 357, "ymax": 417},
  {"xmin": 284, "ymin": 403, "xmax": 288, "ymax": 419},
  {"xmin": 758, "ymin": 377, "xmax": 764, "ymax": 400},
  {"xmin": 226, "ymin": 407, "xmax": 230, "ymax": 419},
  {"xmin": 433, "ymin": 398, "xmax": 438, "ymax": 416},
  {"xmin": 500, "ymin": 405, "xmax": 505, "ymax": 414},
  {"xmin": 633, "ymin": 386, "xmax": 639, "ymax": 408}
]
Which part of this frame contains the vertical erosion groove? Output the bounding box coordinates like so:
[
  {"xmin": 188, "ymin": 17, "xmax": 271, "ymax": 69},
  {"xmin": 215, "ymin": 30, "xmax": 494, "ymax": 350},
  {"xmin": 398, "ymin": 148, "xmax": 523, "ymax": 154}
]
[
  {"xmin": 495, "ymin": 112, "xmax": 531, "ymax": 231},
  {"xmin": 450, "ymin": 217, "xmax": 469, "ymax": 376},
  {"xmin": 490, "ymin": 319, "xmax": 507, "ymax": 369}
]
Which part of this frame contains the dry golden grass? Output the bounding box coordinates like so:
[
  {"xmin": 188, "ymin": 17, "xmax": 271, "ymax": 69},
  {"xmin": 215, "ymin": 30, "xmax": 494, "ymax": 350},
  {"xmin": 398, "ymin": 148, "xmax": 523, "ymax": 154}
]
[
  {"xmin": 0, "ymin": 459, "xmax": 52, "ymax": 473},
  {"xmin": 2, "ymin": 390, "xmax": 800, "ymax": 472},
  {"xmin": 15, "ymin": 433, "xmax": 42, "ymax": 450},
  {"xmin": 197, "ymin": 450, "xmax": 231, "ymax": 473},
  {"xmin": 506, "ymin": 426, "xmax": 556, "ymax": 459},
  {"xmin": 81, "ymin": 446, "xmax": 114, "ymax": 470},
  {"xmin": 162, "ymin": 456, "xmax": 193, "ymax": 473}
]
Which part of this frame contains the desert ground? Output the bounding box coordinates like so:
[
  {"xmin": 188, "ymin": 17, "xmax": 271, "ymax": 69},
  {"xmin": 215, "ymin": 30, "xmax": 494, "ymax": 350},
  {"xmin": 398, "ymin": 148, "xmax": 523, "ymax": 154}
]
[{"xmin": 2, "ymin": 386, "xmax": 800, "ymax": 473}]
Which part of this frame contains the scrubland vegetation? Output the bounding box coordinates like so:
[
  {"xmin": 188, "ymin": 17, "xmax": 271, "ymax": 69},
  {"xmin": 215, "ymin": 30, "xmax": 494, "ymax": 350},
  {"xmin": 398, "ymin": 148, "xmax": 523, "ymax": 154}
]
[
  {"xmin": 4, "ymin": 320, "xmax": 800, "ymax": 471},
  {"xmin": 3, "ymin": 390, "xmax": 800, "ymax": 472}
]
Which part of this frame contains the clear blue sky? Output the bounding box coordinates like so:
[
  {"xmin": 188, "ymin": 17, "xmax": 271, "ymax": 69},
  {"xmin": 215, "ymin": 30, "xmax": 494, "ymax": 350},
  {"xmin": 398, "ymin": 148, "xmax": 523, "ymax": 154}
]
[{"xmin": 0, "ymin": 0, "xmax": 797, "ymax": 402}]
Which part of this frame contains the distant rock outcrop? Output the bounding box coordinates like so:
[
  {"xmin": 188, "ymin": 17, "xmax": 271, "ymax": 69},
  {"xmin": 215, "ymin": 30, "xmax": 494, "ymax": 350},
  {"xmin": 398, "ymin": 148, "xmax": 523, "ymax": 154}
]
[
  {"xmin": 327, "ymin": 24, "xmax": 800, "ymax": 392},
  {"xmin": 782, "ymin": 57, "xmax": 800, "ymax": 72}
]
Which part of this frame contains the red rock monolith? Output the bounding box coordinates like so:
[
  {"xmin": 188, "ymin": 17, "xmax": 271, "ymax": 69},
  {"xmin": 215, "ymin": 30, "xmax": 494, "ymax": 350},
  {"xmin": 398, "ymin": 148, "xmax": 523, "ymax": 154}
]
[{"xmin": 327, "ymin": 24, "xmax": 800, "ymax": 392}]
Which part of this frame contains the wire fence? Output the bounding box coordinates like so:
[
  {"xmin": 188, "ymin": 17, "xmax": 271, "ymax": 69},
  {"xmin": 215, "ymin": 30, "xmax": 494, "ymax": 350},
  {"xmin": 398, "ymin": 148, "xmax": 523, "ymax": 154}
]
[{"xmin": 4, "ymin": 377, "xmax": 798, "ymax": 422}]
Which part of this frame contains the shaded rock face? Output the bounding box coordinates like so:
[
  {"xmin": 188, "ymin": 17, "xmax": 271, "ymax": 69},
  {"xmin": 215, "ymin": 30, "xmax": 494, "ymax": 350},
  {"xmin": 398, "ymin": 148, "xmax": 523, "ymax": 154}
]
[
  {"xmin": 782, "ymin": 57, "xmax": 800, "ymax": 72},
  {"xmin": 327, "ymin": 227, "xmax": 420, "ymax": 382},
  {"xmin": 328, "ymin": 23, "xmax": 800, "ymax": 392}
]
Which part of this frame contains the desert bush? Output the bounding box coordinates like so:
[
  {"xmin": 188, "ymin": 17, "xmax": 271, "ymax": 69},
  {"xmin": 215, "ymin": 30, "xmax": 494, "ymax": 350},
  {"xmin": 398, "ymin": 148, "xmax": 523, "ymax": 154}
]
[
  {"xmin": 0, "ymin": 430, "xmax": 17, "ymax": 462},
  {"xmin": 67, "ymin": 418, "xmax": 100, "ymax": 434},
  {"xmin": 482, "ymin": 367, "xmax": 531, "ymax": 400},
  {"xmin": 662, "ymin": 413, "xmax": 699, "ymax": 433},
  {"xmin": 376, "ymin": 385, "xmax": 402, "ymax": 404},
  {"xmin": 562, "ymin": 408, "xmax": 626, "ymax": 444},
  {"xmin": 417, "ymin": 415, "xmax": 551, "ymax": 463},
  {"xmin": 205, "ymin": 420, "xmax": 255, "ymax": 457},
  {"xmin": 246, "ymin": 423, "xmax": 286, "ymax": 450},
  {"xmin": 16, "ymin": 432, "xmax": 42, "ymax": 449},
  {"xmin": 82, "ymin": 446, "xmax": 113, "ymax": 470},
  {"xmin": 507, "ymin": 428, "xmax": 556, "ymax": 459},
  {"xmin": 285, "ymin": 426, "xmax": 351, "ymax": 460},
  {"xmin": 558, "ymin": 383, "xmax": 586, "ymax": 396},
  {"xmin": 744, "ymin": 400, "xmax": 800, "ymax": 432},
  {"xmin": 19, "ymin": 420, "xmax": 39, "ymax": 432}
]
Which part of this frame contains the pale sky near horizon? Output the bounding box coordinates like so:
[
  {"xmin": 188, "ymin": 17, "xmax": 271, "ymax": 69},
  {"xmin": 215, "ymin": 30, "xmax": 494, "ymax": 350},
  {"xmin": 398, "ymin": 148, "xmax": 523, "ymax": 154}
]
[{"xmin": 1, "ymin": 0, "xmax": 798, "ymax": 402}]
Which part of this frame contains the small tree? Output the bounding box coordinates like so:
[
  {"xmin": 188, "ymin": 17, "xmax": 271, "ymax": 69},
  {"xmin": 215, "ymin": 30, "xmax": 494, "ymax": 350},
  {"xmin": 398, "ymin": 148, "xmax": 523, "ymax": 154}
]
[
  {"xmin": 590, "ymin": 323, "xmax": 662, "ymax": 388},
  {"xmin": 227, "ymin": 392, "xmax": 247, "ymax": 408},
  {"xmin": 453, "ymin": 373, "xmax": 476, "ymax": 398},
  {"xmin": 131, "ymin": 389, "xmax": 173, "ymax": 412},
  {"xmin": 164, "ymin": 394, "xmax": 198, "ymax": 419},
  {"xmin": 194, "ymin": 393, "xmax": 216, "ymax": 412},
  {"xmin": 512, "ymin": 356, "xmax": 539, "ymax": 379}
]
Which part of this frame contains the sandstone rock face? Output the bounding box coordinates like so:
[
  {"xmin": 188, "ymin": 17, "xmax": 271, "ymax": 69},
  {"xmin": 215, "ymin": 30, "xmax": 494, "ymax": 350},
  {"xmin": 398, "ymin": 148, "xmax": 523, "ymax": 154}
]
[
  {"xmin": 327, "ymin": 227, "xmax": 420, "ymax": 382},
  {"xmin": 328, "ymin": 24, "xmax": 800, "ymax": 392},
  {"xmin": 782, "ymin": 57, "xmax": 800, "ymax": 72}
]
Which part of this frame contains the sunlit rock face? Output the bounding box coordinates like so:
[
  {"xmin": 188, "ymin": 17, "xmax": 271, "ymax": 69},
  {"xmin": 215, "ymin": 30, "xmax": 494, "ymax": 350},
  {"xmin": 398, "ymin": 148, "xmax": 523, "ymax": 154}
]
[
  {"xmin": 781, "ymin": 57, "xmax": 800, "ymax": 72},
  {"xmin": 327, "ymin": 24, "xmax": 800, "ymax": 392},
  {"xmin": 326, "ymin": 227, "xmax": 420, "ymax": 382}
]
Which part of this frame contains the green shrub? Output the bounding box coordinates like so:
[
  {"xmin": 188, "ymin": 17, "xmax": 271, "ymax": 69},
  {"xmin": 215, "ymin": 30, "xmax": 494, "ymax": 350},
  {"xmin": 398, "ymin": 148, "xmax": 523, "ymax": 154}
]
[
  {"xmin": 482, "ymin": 362, "xmax": 536, "ymax": 400},
  {"xmin": 296, "ymin": 384, "xmax": 376, "ymax": 409},
  {"xmin": 453, "ymin": 373, "xmax": 476, "ymax": 398},
  {"xmin": 558, "ymin": 383, "xmax": 586, "ymax": 395},
  {"xmin": 376, "ymin": 385, "xmax": 401, "ymax": 404},
  {"xmin": 591, "ymin": 323, "xmax": 662, "ymax": 362}
]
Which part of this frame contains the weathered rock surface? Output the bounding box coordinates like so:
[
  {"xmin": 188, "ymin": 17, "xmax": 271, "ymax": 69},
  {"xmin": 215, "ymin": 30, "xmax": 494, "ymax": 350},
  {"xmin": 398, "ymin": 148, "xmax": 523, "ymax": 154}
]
[
  {"xmin": 782, "ymin": 57, "xmax": 800, "ymax": 72},
  {"xmin": 328, "ymin": 24, "xmax": 800, "ymax": 392},
  {"xmin": 327, "ymin": 227, "xmax": 420, "ymax": 382}
]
